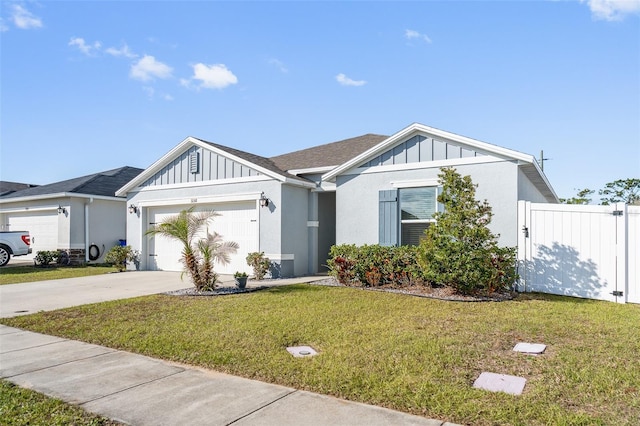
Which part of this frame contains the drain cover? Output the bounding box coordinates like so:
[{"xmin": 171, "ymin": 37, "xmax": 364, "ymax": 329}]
[
  {"xmin": 286, "ymin": 345, "xmax": 318, "ymax": 358},
  {"xmin": 473, "ymin": 372, "xmax": 527, "ymax": 395},
  {"xmin": 513, "ymin": 342, "xmax": 546, "ymax": 354}
]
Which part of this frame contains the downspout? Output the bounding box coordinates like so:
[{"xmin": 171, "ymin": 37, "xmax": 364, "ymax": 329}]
[{"xmin": 85, "ymin": 198, "xmax": 93, "ymax": 262}]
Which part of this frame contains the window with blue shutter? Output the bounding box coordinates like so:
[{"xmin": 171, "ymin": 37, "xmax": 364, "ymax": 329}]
[{"xmin": 379, "ymin": 189, "xmax": 398, "ymax": 246}]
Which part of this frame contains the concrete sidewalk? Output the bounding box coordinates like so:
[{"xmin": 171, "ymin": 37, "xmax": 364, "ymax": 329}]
[{"xmin": 0, "ymin": 325, "xmax": 456, "ymax": 426}]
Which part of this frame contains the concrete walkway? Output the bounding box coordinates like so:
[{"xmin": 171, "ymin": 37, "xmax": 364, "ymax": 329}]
[
  {"xmin": 0, "ymin": 272, "xmax": 457, "ymax": 425},
  {"xmin": 0, "ymin": 326, "xmax": 456, "ymax": 425},
  {"xmin": 0, "ymin": 271, "xmax": 324, "ymax": 318}
]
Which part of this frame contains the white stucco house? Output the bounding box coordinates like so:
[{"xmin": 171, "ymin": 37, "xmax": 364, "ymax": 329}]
[
  {"xmin": 117, "ymin": 123, "xmax": 557, "ymax": 277},
  {"xmin": 0, "ymin": 167, "xmax": 143, "ymax": 264}
]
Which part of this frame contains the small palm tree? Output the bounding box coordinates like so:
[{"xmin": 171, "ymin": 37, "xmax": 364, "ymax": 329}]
[{"xmin": 146, "ymin": 207, "xmax": 239, "ymax": 291}]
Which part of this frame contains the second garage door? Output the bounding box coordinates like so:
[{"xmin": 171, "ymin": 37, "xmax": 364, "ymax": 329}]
[
  {"xmin": 5, "ymin": 211, "xmax": 59, "ymax": 262},
  {"xmin": 148, "ymin": 202, "xmax": 258, "ymax": 275}
]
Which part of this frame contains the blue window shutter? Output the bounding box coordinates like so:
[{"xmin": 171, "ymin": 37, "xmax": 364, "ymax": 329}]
[{"xmin": 379, "ymin": 189, "xmax": 398, "ymax": 246}]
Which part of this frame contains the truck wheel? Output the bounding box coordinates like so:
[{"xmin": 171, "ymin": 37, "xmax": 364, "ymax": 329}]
[{"xmin": 0, "ymin": 246, "xmax": 10, "ymax": 267}]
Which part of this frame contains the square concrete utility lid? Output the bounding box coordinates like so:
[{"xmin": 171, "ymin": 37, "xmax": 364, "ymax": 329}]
[
  {"xmin": 473, "ymin": 372, "xmax": 527, "ymax": 395},
  {"xmin": 513, "ymin": 342, "xmax": 546, "ymax": 354},
  {"xmin": 286, "ymin": 346, "xmax": 318, "ymax": 358}
]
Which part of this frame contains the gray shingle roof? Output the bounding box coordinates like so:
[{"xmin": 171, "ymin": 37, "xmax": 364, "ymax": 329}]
[
  {"xmin": 0, "ymin": 181, "xmax": 39, "ymax": 197},
  {"xmin": 0, "ymin": 167, "xmax": 144, "ymax": 199},
  {"xmin": 269, "ymin": 133, "xmax": 388, "ymax": 172},
  {"xmin": 195, "ymin": 139, "xmax": 312, "ymax": 182}
]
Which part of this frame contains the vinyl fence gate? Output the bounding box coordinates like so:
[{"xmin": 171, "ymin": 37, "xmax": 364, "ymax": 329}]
[{"xmin": 517, "ymin": 201, "xmax": 640, "ymax": 304}]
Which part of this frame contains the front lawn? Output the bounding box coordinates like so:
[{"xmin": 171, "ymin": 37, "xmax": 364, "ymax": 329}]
[
  {"xmin": 0, "ymin": 265, "xmax": 114, "ymax": 285},
  {"xmin": 2, "ymin": 285, "xmax": 639, "ymax": 425},
  {"xmin": 0, "ymin": 379, "xmax": 121, "ymax": 425}
]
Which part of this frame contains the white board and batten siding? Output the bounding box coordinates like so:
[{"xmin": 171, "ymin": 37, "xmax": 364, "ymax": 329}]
[
  {"xmin": 518, "ymin": 201, "xmax": 640, "ymax": 304},
  {"xmin": 147, "ymin": 202, "xmax": 258, "ymax": 275}
]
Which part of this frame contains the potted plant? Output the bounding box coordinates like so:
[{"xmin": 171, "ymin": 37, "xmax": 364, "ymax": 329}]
[{"xmin": 234, "ymin": 271, "xmax": 248, "ymax": 289}]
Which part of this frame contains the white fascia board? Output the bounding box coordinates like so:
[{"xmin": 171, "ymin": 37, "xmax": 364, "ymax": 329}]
[
  {"xmin": 0, "ymin": 205, "xmax": 59, "ymax": 214},
  {"xmin": 197, "ymin": 140, "xmax": 289, "ymax": 183},
  {"xmin": 322, "ymin": 122, "xmax": 535, "ymax": 181},
  {"xmin": 521, "ymin": 160, "xmax": 559, "ymax": 203},
  {"xmin": 283, "ymin": 177, "xmax": 316, "ymax": 189},
  {"xmin": 116, "ymin": 136, "xmax": 195, "ymax": 196},
  {"xmin": 116, "ymin": 136, "xmax": 303, "ymax": 196},
  {"xmin": 137, "ymin": 192, "xmax": 263, "ymax": 208},
  {"xmin": 288, "ymin": 166, "xmax": 337, "ymax": 176},
  {"xmin": 0, "ymin": 192, "xmax": 125, "ymax": 205}
]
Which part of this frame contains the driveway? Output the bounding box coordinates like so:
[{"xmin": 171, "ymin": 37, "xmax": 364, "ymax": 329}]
[{"xmin": 0, "ymin": 271, "xmax": 195, "ymax": 318}]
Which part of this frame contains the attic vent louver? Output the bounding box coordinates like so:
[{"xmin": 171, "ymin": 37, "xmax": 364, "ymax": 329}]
[{"xmin": 189, "ymin": 152, "xmax": 200, "ymax": 174}]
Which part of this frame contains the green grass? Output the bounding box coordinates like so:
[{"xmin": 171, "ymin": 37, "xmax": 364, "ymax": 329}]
[
  {"xmin": 2, "ymin": 285, "xmax": 639, "ymax": 425},
  {"xmin": 0, "ymin": 379, "xmax": 121, "ymax": 425},
  {"xmin": 0, "ymin": 265, "xmax": 114, "ymax": 285}
]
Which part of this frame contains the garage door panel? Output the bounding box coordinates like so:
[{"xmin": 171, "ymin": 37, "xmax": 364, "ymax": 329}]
[
  {"xmin": 5, "ymin": 212, "xmax": 59, "ymax": 261},
  {"xmin": 148, "ymin": 202, "xmax": 257, "ymax": 275}
]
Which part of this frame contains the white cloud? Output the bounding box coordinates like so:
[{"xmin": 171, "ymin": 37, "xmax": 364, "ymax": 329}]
[
  {"xmin": 184, "ymin": 63, "xmax": 238, "ymax": 90},
  {"xmin": 68, "ymin": 37, "xmax": 102, "ymax": 56},
  {"xmin": 336, "ymin": 73, "xmax": 367, "ymax": 87},
  {"xmin": 10, "ymin": 4, "xmax": 42, "ymax": 30},
  {"xmin": 130, "ymin": 55, "xmax": 173, "ymax": 81},
  {"xmin": 0, "ymin": 18, "xmax": 9, "ymax": 32},
  {"xmin": 268, "ymin": 58, "xmax": 288, "ymax": 73},
  {"xmin": 581, "ymin": 0, "xmax": 640, "ymax": 21},
  {"xmin": 405, "ymin": 29, "xmax": 432, "ymax": 44},
  {"xmin": 105, "ymin": 44, "xmax": 137, "ymax": 59}
]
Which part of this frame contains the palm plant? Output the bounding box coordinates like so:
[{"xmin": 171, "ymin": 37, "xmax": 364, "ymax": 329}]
[{"xmin": 146, "ymin": 207, "xmax": 239, "ymax": 291}]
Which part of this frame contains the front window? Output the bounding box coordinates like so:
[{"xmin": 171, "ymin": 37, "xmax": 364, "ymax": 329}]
[{"xmin": 399, "ymin": 187, "xmax": 437, "ymax": 245}]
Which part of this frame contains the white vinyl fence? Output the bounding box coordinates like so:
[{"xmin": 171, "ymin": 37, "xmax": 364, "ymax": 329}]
[{"xmin": 517, "ymin": 201, "xmax": 640, "ymax": 304}]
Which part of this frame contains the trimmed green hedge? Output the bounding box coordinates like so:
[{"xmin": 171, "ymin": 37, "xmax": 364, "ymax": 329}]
[{"xmin": 327, "ymin": 244, "xmax": 423, "ymax": 287}]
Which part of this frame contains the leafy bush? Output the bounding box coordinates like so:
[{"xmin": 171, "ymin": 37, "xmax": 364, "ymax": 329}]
[
  {"xmin": 417, "ymin": 167, "xmax": 517, "ymax": 295},
  {"xmin": 104, "ymin": 245, "xmax": 136, "ymax": 272},
  {"xmin": 246, "ymin": 252, "xmax": 270, "ymax": 280},
  {"xmin": 34, "ymin": 250, "xmax": 59, "ymax": 267},
  {"xmin": 327, "ymin": 244, "xmax": 423, "ymax": 287}
]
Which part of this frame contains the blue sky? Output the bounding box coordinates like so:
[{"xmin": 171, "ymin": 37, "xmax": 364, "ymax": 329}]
[{"xmin": 1, "ymin": 1, "xmax": 638, "ymax": 202}]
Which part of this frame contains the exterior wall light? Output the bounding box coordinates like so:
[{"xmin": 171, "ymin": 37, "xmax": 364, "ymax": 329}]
[
  {"xmin": 128, "ymin": 204, "xmax": 138, "ymax": 214},
  {"xmin": 259, "ymin": 193, "xmax": 270, "ymax": 208},
  {"xmin": 57, "ymin": 205, "xmax": 67, "ymax": 214}
]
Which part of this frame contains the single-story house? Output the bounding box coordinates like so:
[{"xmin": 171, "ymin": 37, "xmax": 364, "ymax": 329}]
[
  {"xmin": 0, "ymin": 167, "xmax": 143, "ymax": 264},
  {"xmin": 117, "ymin": 123, "xmax": 557, "ymax": 277}
]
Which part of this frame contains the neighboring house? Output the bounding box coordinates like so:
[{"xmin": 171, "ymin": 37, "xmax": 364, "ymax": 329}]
[
  {"xmin": 0, "ymin": 181, "xmax": 39, "ymax": 197},
  {"xmin": 118, "ymin": 123, "xmax": 557, "ymax": 277},
  {"xmin": 0, "ymin": 167, "xmax": 143, "ymax": 264}
]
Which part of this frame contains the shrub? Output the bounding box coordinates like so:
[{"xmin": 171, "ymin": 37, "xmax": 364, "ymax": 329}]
[
  {"xmin": 417, "ymin": 167, "xmax": 517, "ymax": 295},
  {"xmin": 246, "ymin": 252, "xmax": 270, "ymax": 280},
  {"xmin": 327, "ymin": 244, "xmax": 423, "ymax": 287},
  {"xmin": 34, "ymin": 250, "xmax": 59, "ymax": 267},
  {"xmin": 104, "ymin": 245, "xmax": 136, "ymax": 272}
]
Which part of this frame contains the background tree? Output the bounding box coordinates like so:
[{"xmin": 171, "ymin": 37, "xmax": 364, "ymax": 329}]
[
  {"xmin": 559, "ymin": 188, "xmax": 594, "ymax": 205},
  {"xmin": 599, "ymin": 178, "xmax": 640, "ymax": 205},
  {"xmin": 417, "ymin": 167, "xmax": 516, "ymax": 295},
  {"xmin": 146, "ymin": 207, "xmax": 239, "ymax": 291}
]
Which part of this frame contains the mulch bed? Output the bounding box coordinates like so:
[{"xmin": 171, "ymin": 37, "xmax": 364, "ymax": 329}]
[
  {"xmin": 310, "ymin": 277, "xmax": 515, "ymax": 302},
  {"xmin": 164, "ymin": 277, "xmax": 514, "ymax": 302}
]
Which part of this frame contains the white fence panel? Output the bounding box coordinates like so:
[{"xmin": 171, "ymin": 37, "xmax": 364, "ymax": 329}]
[
  {"xmin": 627, "ymin": 206, "xmax": 640, "ymax": 304},
  {"xmin": 517, "ymin": 202, "xmax": 637, "ymax": 303}
]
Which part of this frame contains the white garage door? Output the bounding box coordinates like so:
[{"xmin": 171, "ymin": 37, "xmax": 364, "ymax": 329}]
[
  {"xmin": 147, "ymin": 202, "xmax": 258, "ymax": 275},
  {"xmin": 5, "ymin": 211, "xmax": 59, "ymax": 261}
]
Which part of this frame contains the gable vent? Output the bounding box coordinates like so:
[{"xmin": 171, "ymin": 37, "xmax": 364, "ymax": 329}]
[{"xmin": 189, "ymin": 152, "xmax": 200, "ymax": 174}]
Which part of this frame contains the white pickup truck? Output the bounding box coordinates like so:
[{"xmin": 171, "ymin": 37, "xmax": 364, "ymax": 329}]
[{"xmin": 0, "ymin": 231, "xmax": 32, "ymax": 267}]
